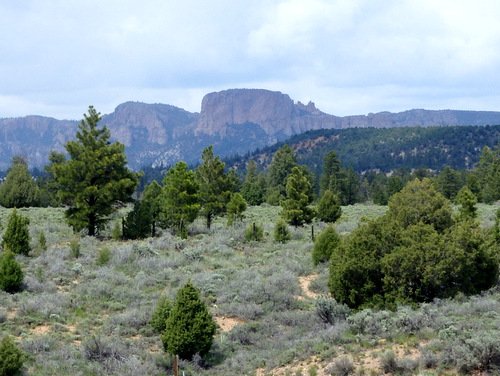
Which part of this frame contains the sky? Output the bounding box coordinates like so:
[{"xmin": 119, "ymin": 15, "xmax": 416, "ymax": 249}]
[{"xmin": 1, "ymin": 0, "xmax": 500, "ymax": 120}]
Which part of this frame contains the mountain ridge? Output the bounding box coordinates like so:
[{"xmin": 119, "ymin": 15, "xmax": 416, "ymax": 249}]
[{"xmin": 1, "ymin": 88, "xmax": 500, "ymax": 170}]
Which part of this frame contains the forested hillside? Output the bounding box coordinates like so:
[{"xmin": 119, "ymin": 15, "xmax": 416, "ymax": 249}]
[{"xmin": 227, "ymin": 124, "xmax": 500, "ymax": 176}]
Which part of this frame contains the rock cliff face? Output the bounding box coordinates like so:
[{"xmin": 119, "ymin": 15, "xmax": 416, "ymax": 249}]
[
  {"xmin": 1, "ymin": 88, "xmax": 500, "ymax": 170},
  {"xmin": 195, "ymin": 89, "xmax": 340, "ymax": 137}
]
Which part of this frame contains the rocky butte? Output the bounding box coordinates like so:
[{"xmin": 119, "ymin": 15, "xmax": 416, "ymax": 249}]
[{"xmin": 1, "ymin": 88, "xmax": 500, "ymax": 170}]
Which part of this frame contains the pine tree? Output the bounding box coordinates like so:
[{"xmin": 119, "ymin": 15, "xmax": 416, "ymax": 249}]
[
  {"xmin": 316, "ymin": 190, "xmax": 342, "ymax": 223},
  {"xmin": 142, "ymin": 180, "xmax": 163, "ymax": 237},
  {"xmin": 2, "ymin": 209, "xmax": 30, "ymax": 256},
  {"xmin": 319, "ymin": 150, "xmax": 342, "ymax": 198},
  {"xmin": 281, "ymin": 167, "xmax": 315, "ymax": 226},
  {"xmin": 161, "ymin": 282, "xmax": 216, "ymax": 359},
  {"xmin": 161, "ymin": 161, "xmax": 200, "ymax": 238},
  {"xmin": 226, "ymin": 193, "xmax": 247, "ymax": 226},
  {"xmin": 150, "ymin": 294, "xmax": 173, "ymax": 333},
  {"xmin": 312, "ymin": 225, "xmax": 340, "ymax": 265},
  {"xmin": 123, "ymin": 200, "xmax": 153, "ymax": 240},
  {"xmin": 195, "ymin": 146, "xmax": 232, "ymax": 229},
  {"xmin": 0, "ymin": 336, "xmax": 25, "ymax": 375},
  {"xmin": 266, "ymin": 145, "xmax": 298, "ymax": 205},
  {"xmin": 52, "ymin": 106, "xmax": 140, "ymax": 236},
  {"xmin": 455, "ymin": 186, "xmax": 478, "ymax": 221},
  {"xmin": 274, "ymin": 218, "xmax": 291, "ymax": 243},
  {"xmin": 0, "ymin": 156, "xmax": 39, "ymax": 208},
  {"xmin": 240, "ymin": 159, "xmax": 266, "ymax": 205},
  {"xmin": 0, "ymin": 251, "xmax": 24, "ymax": 293}
]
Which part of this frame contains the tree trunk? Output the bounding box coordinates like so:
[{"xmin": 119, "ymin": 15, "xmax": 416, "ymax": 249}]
[{"xmin": 206, "ymin": 213, "xmax": 212, "ymax": 229}]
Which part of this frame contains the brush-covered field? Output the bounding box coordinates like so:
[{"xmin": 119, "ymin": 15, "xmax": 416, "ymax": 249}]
[{"xmin": 1, "ymin": 203, "xmax": 500, "ymax": 375}]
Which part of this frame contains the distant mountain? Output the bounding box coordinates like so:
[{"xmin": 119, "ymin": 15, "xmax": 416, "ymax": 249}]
[{"xmin": 1, "ymin": 88, "xmax": 500, "ymax": 170}]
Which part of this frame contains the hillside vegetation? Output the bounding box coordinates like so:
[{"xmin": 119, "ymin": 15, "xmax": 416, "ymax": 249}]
[
  {"xmin": 0, "ymin": 204, "xmax": 499, "ymax": 375},
  {"xmin": 227, "ymin": 124, "xmax": 500, "ymax": 175},
  {"xmin": 2, "ymin": 108, "xmax": 500, "ymax": 375}
]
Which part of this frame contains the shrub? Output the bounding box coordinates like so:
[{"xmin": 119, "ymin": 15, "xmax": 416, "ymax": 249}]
[
  {"xmin": 274, "ymin": 218, "xmax": 291, "ymax": 243},
  {"xmin": 227, "ymin": 193, "xmax": 247, "ymax": 226},
  {"xmin": 244, "ymin": 222, "xmax": 264, "ymax": 242},
  {"xmin": 0, "ymin": 251, "xmax": 23, "ymax": 293},
  {"xmin": 327, "ymin": 356, "xmax": 354, "ymax": 376},
  {"xmin": 96, "ymin": 247, "xmax": 112, "ymax": 266},
  {"xmin": 316, "ymin": 190, "xmax": 342, "ymax": 223},
  {"xmin": 38, "ymin": 230, "xmax": 48, "ymax": 252},
  {"xmin": 0, "ymin": 336, "xmax": 25, "ymax": 376},
  {"xmin": 68, "ymin": 237, "xmax": 80, "ymax": 258},
  {"xmin": 315, "ymin": 297, "xmax": 350, "ymax": 325},
  {"xmin": 1, "ymin": 209, "xmax": 30, "ymax": 255},
  {"xmin": 82, "ymin": 336, "xmax": 124, "ymax": 363},
  {"xmin": 312, "ymin": 225, "xmax": 340, "ymax": 265},
  {"xmin": 161, "ymin": 282, "xmax": 216, "ymax": 359},
  {"xmin": 150, "ymin": 294, "xmax": 173, "ymax": 333},
  {"xmin": 379, "ymin": 349, "xmax": 397, "ymax": 374}
]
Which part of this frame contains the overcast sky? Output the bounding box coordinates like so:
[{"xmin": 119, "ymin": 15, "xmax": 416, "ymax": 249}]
[{"xmin": 1, "ymin": 0, "xmax": 500, "ymax": 120}]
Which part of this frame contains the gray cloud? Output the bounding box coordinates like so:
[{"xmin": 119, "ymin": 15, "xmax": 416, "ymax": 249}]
[{"xmin": 1, "ymin": 0, "xmax": 499, "ymax": 119}]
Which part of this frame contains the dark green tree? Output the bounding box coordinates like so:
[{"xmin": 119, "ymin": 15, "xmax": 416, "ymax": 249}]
[
  {"xmin": 2, "ymin": 209, "xmax": 30, "ymax": 256},
  {"xmin": 244, "ymin": 222, "xmax": 264, "ymax": 242},
  {"xmin": 161, "ymin": 161, "xmax": 200, "ymax": 238},
  {"xmin": 226, "ymin": 193, "xmax": 247, "ymax": 226},
  {"xmin": 38, "ymin": 151, "xmax": 66, "ymax": 207},
  {"xmin": 0, "ymin": 336, "xmax": 25, "ymax": 375},
  {"xmin": 434, "ymin": 166, "xmax": 464, "ymax": 200},
  {"xmin": 329, "ymin": 177, "xmax": 498, "ymax": 309},
  {"xmin": 240, "ymin": 159, "xmax": 266, "ymax": 205},
  {"xmin": 387, "ymin": 178, "xmax": 453, "ymax": 233},
  {"xmin": 0, "ymin": 251, "xmax": 24, "ymax": 293},
  {"xmin": 455, "ymin": 186, "xmax": 478, "ymax": 221},
  {"xmin": 319, "ymin": 150, "xmax": 342, "ymax": 198},
  {"xmin": 53, "ymin": 106, "xmax": 140, "ymax": 236},
  {"xmin": 274, "ymin": 218, "xmax": 291, "ymax": 243},
  {"xmin": 0, "ymin": 156, "xmax": 39, "ymax": 208},
  {"xmin": 312, "ymin": 224, "xmax": 340, "ymax": 265},
  {"xmin": 266, "ymin": 145, "xmax": 298, "ymax": 205},
  {"xmin": 316, "ymin": 190, "xmax": 342, "ymax": 223},
  {"xmin": 386, "ymin": 174, "xmax": 404, "ymax": 199},
  {"xmin": 142, "ymin": 180, "xmax": 162, "ymax": 237},
  {"xmin": 195, "ymin": 146, "xmax": 232, "ymax": 229},
  {"xmin": 150, "ymin": 294, "xmax": 173, "ymax": 333},
  {"xmin": 281, "ymin": 167, "xmax": 315, "ymax": 226},
  {"xmin": 123, "ymin": 200, "xmax": 153, "ymax": 240},
  {"xmin": 161, "ymin": 282, "xmax": 216, "ymax": 360}
]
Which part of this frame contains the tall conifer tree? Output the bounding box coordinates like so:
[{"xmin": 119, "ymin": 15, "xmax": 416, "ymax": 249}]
[{"xmin": 53, "ymin": 106, "xmax": 140, "ymax": 236}]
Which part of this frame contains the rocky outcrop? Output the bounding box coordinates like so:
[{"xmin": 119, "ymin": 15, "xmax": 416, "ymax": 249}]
[
  {"xmin": 1, "ymin": 89, "xmax": 500, "ymax": 170},
  {"xmin": 195, "ymin": 89, "xmax": 341, "ymax": 138}
]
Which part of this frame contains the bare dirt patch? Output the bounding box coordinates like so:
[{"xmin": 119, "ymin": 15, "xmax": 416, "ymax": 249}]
[
  {"xmin": 298, "ymin": 274, "xmax": 319, "ymax": 300},
  {"xmin": 7, "ymin": 309, "xmax": 18, "ymax": 320},
  {"xmin": 215, "ymin": 316, "xmax": 245, "ymax": 332},
  {"xmin": 32, "ymin": 324, "xmax": 51, "ymax": 335}
]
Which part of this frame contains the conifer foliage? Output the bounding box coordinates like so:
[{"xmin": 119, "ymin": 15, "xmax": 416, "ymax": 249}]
[
  {"xmin": 2, "ymin": 209, "xmax": 30, "ymax": 256},
  {"xmin": 0, "ymin": 156, "xmax": 39, "ymax": 208},
  {"xmin": 312, "ymin": 224, "xmax": 340, "ymax": 265},
  {"xmin": 195, "ymin": 146, "xmax": 233, "ymax": 229},
  {"xmin": 281, "ymin": 167, "xmax": 315, "ymax": 226},
  {"xmin": 0, "ymin": 251, "xmax": 23, "ymax": 293},
  {"xmin": 161, "ymin": 161, "xmax": 200, "ymax": 238},
  {"xmin": 161, "ymin": 282, "xmax": 216, "ymax": 360},
  {"xmin": 52, "ymin": 106, "xmax": 140, "ymax": 236},
  {"xmin": 0, "ymin": 336, "xmax": 25, "ymax": 375}
]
